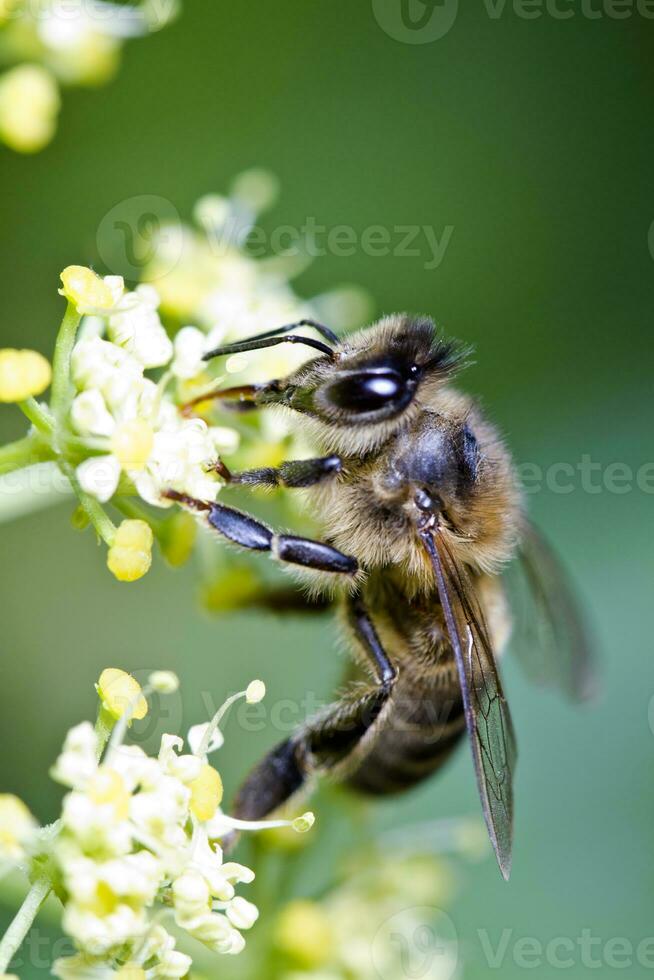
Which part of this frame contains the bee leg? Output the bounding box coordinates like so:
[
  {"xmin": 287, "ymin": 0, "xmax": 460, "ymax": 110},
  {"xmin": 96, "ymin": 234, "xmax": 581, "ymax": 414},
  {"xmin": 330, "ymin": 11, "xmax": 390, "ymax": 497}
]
[
  {"xmin": 232, "ymin": 596, "xmax": 397, "ymax": 822},
  {"xmin": 345, "ymin": 589, "xmax": 398, "ymax": 687},
  {"xmin": 164, "ymin": 491, "xmax": 357, "ymax": 576},
  {"xmin": 210, "ymin": 583, "xmax": 333, "ymax": 615},
  {"xmin": 213, "ymin": 455, "xmax": 342, "ymax": 489}
]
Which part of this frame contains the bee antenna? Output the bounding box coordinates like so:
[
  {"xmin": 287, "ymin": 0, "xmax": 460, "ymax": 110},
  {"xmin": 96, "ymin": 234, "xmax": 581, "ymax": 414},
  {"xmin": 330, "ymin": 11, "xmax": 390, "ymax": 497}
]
[{"xmin": 203, "ymin": 319, "xmax": 338, "ymax": 362}]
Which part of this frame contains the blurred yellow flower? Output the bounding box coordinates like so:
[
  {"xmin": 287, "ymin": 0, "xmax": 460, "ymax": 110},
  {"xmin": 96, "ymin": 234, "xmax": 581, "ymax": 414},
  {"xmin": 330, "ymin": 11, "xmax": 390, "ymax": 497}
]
[
  {"xmin": 0, "ymin": 0, "xmax": 19, "ymax": 25},
  {"xmin": 0, "ymin": 794, "xmax": 36, "ymax": 862},
  {"xmin": 0, "ymin": 64, "xmax": 60, "ymax": 153},
  {"xmin": 0, "ymin": 348, "xmax": 52, "ymax": 402},
  {"xmin": 106, "ymin": 519, "xmax": 153, "ymax": 583},
  {"xmin": 48, "ymin": 33, "xmax": 121, "ymax": 88},
  {"xmin": 275, "ymin": 899, "xmax": 333, "ymax": 969},
  {"xmin": 159, "ymin": 510, "xmax": 197, "ymax": 567},
  {"xmin": 96, "ymin": 667, "xmax": 148, "ymax": 722}
]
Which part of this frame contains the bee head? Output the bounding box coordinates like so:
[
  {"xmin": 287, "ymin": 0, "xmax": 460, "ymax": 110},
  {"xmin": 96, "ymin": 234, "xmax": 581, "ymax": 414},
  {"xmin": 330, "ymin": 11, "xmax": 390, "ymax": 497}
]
[
  {"xmin": 200, "ymin": 315, "xmax": 469, "ymax": 455},
  {"xmin": 269, "ymin": 315, "xmax": 469, "ymax": 451}
]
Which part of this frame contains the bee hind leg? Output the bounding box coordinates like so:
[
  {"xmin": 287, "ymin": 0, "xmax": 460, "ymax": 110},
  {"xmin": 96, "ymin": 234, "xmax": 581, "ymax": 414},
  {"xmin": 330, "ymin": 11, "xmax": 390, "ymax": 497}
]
[{"xmin": 232, "ymin": 596, "xmax": 397, "ymax": 822}]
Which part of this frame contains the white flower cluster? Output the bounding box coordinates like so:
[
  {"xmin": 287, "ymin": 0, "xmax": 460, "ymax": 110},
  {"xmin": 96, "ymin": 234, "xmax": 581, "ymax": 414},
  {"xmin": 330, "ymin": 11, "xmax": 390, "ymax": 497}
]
[
  {"xmin": 0, "ymin": 669, "xmax": 315, "ymax": 977},
  {"xmin": 142, "ymin": 173, "xmax": 371, "ymax": 389},
  {"xmin": 49, "ymin": 722, "xmax": 255, "ymax": 974},
  {"xmin": 68, "ymin": 278, "xmax": 237, "ymax": 507},
  {"xmin": 0, "ymin": 0, "xmax": 177, "ymax": 152}
]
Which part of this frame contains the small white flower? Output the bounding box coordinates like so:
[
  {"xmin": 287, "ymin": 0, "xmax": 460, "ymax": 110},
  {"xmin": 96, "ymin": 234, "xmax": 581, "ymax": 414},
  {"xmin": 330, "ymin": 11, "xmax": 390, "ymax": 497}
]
[
  {"xmin": 70, "ymin": 389, "xmax": 115, "ymax": 438},
  {"xmin": 59, "ymin": 791, "xmax": 131, "ymax": 855},
  {"xmin": 62, "ymin": 901, "xmax": 148, "ymax": 955},
  {"xmin": 71, "ymin": 337, "xmax": 142, "ymax": 399},
  {"xmin": 187, "ymin": 722, "xmax": 224, "ymax": 756},
  {"xmin": 226, "ymin": 896, "xmax": 259, "ymax": 930},
  {"xmin": 108, "ymin": 285, "xmax": 173, "ymax": 369},
  {"xmin": 129, "ymin": 777, "xmax": 190, "ymax": 839},
  {"xmin": 50, "ymin": 721, "xmax": 99, "ymax": 789},
  {"xmin": 158, "ymin": 734, "xmax": 203, "ymax": 784},
  {"xmin": 171, "ymin": 325, "xmax": 208, "ymax": 380},
  {"xmin": 148, "ymin": 670, "xmax": 180, "ymax": 694},
  {"xmin": 76, "ymin": 454, "xmax": 121, "ymax": 503}
]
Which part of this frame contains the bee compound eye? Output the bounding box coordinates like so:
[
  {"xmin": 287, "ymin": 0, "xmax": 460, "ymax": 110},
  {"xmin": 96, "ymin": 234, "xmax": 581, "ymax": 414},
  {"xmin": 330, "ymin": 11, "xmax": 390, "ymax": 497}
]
[{"xmin": 326, "ymin": 370, "xmax": 405, "ymax": 413}]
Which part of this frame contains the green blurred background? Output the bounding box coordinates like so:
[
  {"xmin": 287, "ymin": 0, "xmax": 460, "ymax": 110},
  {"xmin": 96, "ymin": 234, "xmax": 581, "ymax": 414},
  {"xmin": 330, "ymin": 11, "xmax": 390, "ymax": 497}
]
[{"xmin": 1, "ymin": 1, "xmax": 653, "ymax": 976}]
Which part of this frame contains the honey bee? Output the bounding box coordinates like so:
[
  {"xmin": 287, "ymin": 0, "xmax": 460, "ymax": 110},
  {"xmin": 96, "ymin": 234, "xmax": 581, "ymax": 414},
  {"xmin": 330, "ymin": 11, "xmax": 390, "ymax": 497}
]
[{"xmin": 170, "ymin": 315, "xmax": 592, "ymax": 879}]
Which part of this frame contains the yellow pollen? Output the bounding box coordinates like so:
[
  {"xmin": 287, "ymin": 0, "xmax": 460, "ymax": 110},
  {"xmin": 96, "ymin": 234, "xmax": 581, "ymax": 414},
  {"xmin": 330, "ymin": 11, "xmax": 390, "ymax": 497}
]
[
  {"xmin": 110, "ymin": 419, "xmax": 154, "ymax": 470},
  {"xmin": 59, "ymin": 265, "xmax": 114, "ymax": 313},
  {"xmin": 188, "ymin": 764, "xmax": 223, "ymax": 822},
  {"xmin": 87, "ymin": 768, "xmax": 130, "ymax": 821},
  {"xmin": 97, "ymin": 667, "xmax": 148, "ymax": 721}
]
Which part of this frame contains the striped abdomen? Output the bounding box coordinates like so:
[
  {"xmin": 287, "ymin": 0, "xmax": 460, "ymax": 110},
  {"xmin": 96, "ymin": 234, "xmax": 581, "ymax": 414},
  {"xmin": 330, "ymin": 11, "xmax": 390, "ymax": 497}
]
[{"xmin": 346, "ymin": 669, "xmax": 465, "ymax": 795}]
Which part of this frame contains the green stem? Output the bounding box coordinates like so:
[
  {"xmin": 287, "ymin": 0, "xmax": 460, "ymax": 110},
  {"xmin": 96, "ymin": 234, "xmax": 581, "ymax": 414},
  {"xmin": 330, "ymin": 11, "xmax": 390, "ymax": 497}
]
[
  {"xmin": 58, "ymin": 460, "xmax": 116, "ymax": 546},
  {"xmin": 18, "ymin": 397, "xmax": 54, "ymax": 437},
  {"xmin": 114, "ymin": 497, "xmax": 163, "ymax": 535},
  {"xmin": 50, "ymin": 302, "xmax": 81, "ymax": 427},
  {"xmin": 0, "ymin": 878, "xmax": 51, "ymax": 974},
  {"xmin": 0, "ymin": 436, "xmax": 44, "ymax": 476},
  {"xmin": 94, "ymin": 706, "xmax": 115, "ymax": 760}
]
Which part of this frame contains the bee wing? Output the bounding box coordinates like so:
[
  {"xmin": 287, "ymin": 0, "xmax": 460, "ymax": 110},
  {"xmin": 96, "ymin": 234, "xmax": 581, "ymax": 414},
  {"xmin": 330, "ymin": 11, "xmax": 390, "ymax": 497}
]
[
  {"xmin": 420, "ymin": 527, "xmax": 517, "ymax": 880},
  {"xmin": 507, "ymin": 521, "xmax": 597, "ymax": 702}
]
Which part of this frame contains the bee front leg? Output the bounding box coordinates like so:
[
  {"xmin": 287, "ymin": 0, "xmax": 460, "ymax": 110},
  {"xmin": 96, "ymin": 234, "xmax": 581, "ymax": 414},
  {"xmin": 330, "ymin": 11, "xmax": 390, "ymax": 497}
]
[
  {"xmin": 164, "ymin": 491, "xmax": 357, "ymax": 576},
  {"xmin": 214, "ymin": 455, "xmax": 342, "ymax": 489}
]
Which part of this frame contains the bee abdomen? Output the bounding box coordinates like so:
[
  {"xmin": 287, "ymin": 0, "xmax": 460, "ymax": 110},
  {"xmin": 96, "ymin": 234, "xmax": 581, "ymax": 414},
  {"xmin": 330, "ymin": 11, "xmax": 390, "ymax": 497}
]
[{"xmin": 345, "ymin": 693, "xmax": 465, "ymax": 796}]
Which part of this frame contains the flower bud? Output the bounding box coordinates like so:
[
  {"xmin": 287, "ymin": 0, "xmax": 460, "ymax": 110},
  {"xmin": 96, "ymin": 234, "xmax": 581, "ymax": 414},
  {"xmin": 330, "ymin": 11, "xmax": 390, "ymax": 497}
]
[
  {"xmin": 291, "ymin": 812, "xmax": 315, "ymax": 834},
  {"xmin": 172, "ymin": 871, "xmax": 211, "ymax": 916},
  {"xmin": 59, "ymin": 266, "xmax": 123, "ymax": 315},
  {"xmin": 274, "ymin": 899, "xmax": 332, "ymax": 968},
  {"xmin": 0, "ymin": 349, "xmax": 52, "ymax": 402},
  {"xmin": 226, "ymin": 896, "xmax": 259, "ymax": 931},
  {"xmin": 107, "ymin": 519, "xmax": 153, "ymax": 582},
  {"xmin": 148, "ymin": 670, "xmax": 180, "ymax": 694},
  {"xmin": 96, "ymin": 667, "xmax": 148, "ymax": 722},
  {"xmin": 245, "ymin": 680, "xmax": 265, "ymax": 704},
  {"xmin": 159, "ymin": 510, "xmax": 197, "ymax": 567}
]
